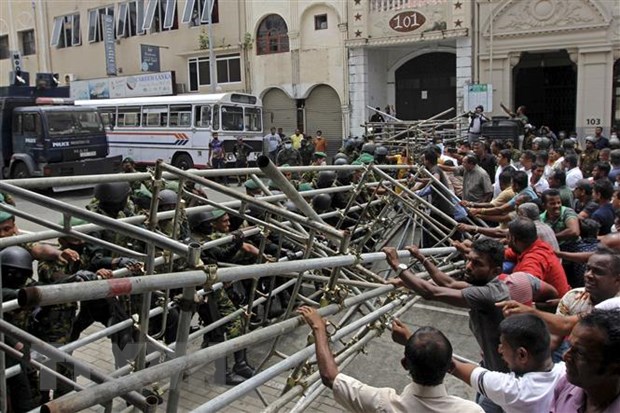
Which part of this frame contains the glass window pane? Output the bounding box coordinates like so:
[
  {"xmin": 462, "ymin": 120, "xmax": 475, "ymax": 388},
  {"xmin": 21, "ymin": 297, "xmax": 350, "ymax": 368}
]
[
  {"xmin": 88, "ymin": 10, "xmax": 98, "ymax": 42},
  {"xmin": 117, "ymin": 3, "xmax": 128, "ymax": 37},
  {"xmin": 51, "ymin": 17, "xmax": 63, "ymax": 46},
  {"xmin": 217, "ymin": 60, "xmax": 227, "ymax": 83},
  {"xmin": 163, "ymin": 0, "xmax": 176, "ymax": 29},
  {"xmin": 182, "ymin": 0, "xmax": 195, "ymax": 23},
  {"xmin": 229, "ymin": 58, "xmax": 241, "ymax": 82},
  {"xmin": 198, "ymin": 60, "xmax": 210, "ymax": 85},
  {"xmin": 143, "ymin": 0, "xmax": 158, "ymax": 31},
  {"xmin": 221, "ymin": 105, "xmax": 243, "ymax": 131},
  {"xmin": 72, "ymin": 14, "xmax": 81, "ymax": 45}
]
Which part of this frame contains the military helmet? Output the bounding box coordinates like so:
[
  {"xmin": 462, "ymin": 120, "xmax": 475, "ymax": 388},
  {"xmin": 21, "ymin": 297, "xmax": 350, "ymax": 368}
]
[
  {"xmin": 311, "ymin": 193, "xmax": 332, "ymax": 213},
  {"xmin": 188, "ymin": 211, "xmax": 212, "ymax": 231},
  {"xmin": 333, "ymin": 157, "xmax": 348, "ymax": 166},
  {"xmin": 333, "ymin": 152, "xmax": 348, "ymax": 161},
  {"xmin": 0, "ymin": 246, "xmax": 33, "ymax": 271},
  {"xmin": 157, "ymin": 189, "xmax": 178, "ymax": 206},
  {"xmin": 374, "ymin": 146, "xmax": 388, "ymax": 156},
  {"xmin": 361, "ymin": 143, "xmax": 376, "ymax": 155},
  {"xmin": 94, "ymin": 182, "xmax": 131, "ymax": 204},
  {"xmin": 317, "ymin": 171, "xmax": 337, "ymax": 189}
]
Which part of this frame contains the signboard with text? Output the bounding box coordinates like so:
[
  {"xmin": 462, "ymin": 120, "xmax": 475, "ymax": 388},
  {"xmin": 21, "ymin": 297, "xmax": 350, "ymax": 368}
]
[
  {"xmin": 464, "ymin": 84, "xmax": 493, "ymax": 113},
  {"xmin": 70, "ymin": 71, "xmax": 175, "ymax": 99},
  {"xmin": 103, "ymin": 15, "xmax": 117, "ymax": 76},
  {"xmin": 140, "ymin": 45, "xmax": 161, "ymax": 72}
]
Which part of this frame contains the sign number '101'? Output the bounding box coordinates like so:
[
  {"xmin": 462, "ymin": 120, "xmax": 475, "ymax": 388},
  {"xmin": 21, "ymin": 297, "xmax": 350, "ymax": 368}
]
[{"xmin": 392, "ymin": 13, "xmax": 420, "ymax": 30}]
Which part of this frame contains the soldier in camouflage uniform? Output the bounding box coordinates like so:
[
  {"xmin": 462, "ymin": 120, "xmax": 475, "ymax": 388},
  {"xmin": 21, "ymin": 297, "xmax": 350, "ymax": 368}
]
[
  {"xmin": 189, "ymin": 209, "xmax": 256, "ymax": 385},
  {"xmin": 580, "ymin": 136, "xmax": 600, "ymax": 178},
  {"xmin": 1, "ymin": 246, "xmax": 41, "ymax": 412},
  {"xmin": 276, "ymin": 139, "xmax": 302, "ymax": 166}
]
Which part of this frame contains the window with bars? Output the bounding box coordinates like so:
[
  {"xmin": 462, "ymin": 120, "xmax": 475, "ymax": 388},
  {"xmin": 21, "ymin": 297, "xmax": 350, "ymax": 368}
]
[
  {"xmin": 143, "ymin": 0, "xmax": 178, "ymax": 33},
  {"xmin": 51, "ymin": 13, "xmax": 81, "ymax": 48},
  {"xmin": 88, "ymin": 6, "xmax": 114, "ymax": 43},
  {"xmin": 181, "ymin": 0, "xmax": 219, "ymax": 26},
  {"xmin": 188, "ymin": 54, "xmax": 241, "ymax": 91},
  {"xmin": 256, "ymin": 14, "xmax": 289, "ymax": 56},
  {"xmin": 117, "ymin": 0, "xmax": 145, "ymax": 38}
]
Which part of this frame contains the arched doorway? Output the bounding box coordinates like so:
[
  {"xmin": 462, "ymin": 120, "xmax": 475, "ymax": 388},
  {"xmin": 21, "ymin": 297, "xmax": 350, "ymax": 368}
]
[
  {"xmin": 262, "ymin": 88, "xmax": 296, "ymax": 135},
  {"xmin": 513, "ymin": 50, "xmax": 576, "ymax": 134},
  {"xmin": 305, "ymin": 85, "xmax": 342, "ymax": 159},
  {"xmin": 395, "ymin": 52, "xmax": 456, "ymax": 120}
]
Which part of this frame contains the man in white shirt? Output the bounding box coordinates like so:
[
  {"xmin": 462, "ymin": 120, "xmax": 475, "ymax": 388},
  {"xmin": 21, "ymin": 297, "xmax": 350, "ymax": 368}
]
[
  {"xmin": 298, "ymin": 306, "xmax": 483, "ymax": 413},
  {"xmin": 263, "ymin": 127, "xmax": 281, "ymax": 162},
  {"xmin": 564, "ymin": 154, "xmax": 583, "ymax": 190},
  {"xmin": 451, "ymin": 314, "xmax": 565, "ymax": 413}
]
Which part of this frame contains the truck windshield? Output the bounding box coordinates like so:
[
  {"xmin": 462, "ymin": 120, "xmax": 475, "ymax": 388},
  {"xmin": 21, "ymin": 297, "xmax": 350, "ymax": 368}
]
[{"xmin": 47, "ymin": 110, "xmax": 103, "ymax": 136}]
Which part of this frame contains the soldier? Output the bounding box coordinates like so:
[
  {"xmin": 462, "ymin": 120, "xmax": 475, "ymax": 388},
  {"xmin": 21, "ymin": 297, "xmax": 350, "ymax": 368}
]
[
  {"xmin": 1, "ymin": 246, "xmax": 42, "ymax": 412},
  {"xmin": 355, "ymin": 142, "xmax": 376, "ymax": 164},
  {"xmin": 276, "ymin": 139, "xmax": 301, "ymax": 166},
  {"xmin": 233, "ymin": 136, "xmax": 254, "ymax": 186},
  {"xmin": 580, "ymin": 136, "xmax": 600, "ymax": 178},
  {"xmin": 189, "ymin": 210, "xmax": 256, "ymax": 385},
  {"xmin": 156, "ymin": 189, "xmax": 190, "ymax": 241},
  {"xmin": 299, "ymin": 137, "xmax": 315, "ymax": 166}
]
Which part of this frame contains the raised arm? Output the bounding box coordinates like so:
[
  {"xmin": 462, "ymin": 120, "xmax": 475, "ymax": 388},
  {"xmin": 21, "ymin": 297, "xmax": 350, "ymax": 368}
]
[
  {"xmin": 404, "ymin": 245, "xmax": 471, "ymax": 290},
  {"xmin": 297, "ymin": 306, "xmax": 339, "ymax": 388}
]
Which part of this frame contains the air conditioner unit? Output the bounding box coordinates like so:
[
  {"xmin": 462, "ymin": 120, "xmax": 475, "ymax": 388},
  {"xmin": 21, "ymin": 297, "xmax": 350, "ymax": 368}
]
[{"xmin": 64, "ymin": 73, "xmax": 77, "ymax": 83}]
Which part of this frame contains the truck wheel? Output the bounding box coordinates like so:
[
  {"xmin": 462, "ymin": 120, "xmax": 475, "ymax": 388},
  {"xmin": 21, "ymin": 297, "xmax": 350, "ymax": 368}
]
[
  {"xmin": 172, "ymin": 153, "xmax": 194, "ymax": 170},
  {"xmin": 11, "ymin": 162, "xmax": 30, "ymax": 179}
]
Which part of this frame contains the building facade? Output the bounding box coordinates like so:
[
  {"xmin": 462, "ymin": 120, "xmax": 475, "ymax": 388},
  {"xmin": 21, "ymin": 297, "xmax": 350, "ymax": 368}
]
[{"xmin": 1, "ymin": 0, "xmax": 618, "ymax": 146}]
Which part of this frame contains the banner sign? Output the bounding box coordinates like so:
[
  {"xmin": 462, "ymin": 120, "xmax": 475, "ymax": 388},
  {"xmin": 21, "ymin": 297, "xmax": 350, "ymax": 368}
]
[
  {"xmin": 140, "ymin": 44, "xmax": 161, "ymax": 72},
  {"xmin": 70, "ymin": 71, "xmax": 175, "ymax": 99},
  {"xmin": 103, "ymin": 14, "xmax": 117, "ymax": 76}
]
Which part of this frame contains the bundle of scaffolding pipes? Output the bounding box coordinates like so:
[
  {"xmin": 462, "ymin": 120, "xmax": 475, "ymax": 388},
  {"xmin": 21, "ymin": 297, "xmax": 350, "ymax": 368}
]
[{"xmin": 0, "ymin": 154, "xmax": 480, "ymax": 413}]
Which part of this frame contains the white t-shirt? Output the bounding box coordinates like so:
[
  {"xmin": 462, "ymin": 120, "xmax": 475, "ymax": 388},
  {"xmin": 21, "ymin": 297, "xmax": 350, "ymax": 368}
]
[
  {"xmin": 596, "ymin": 296, "xmax": 620, "ymax": 310},
  {"xmin": 470, "ymin": 362, "xmax": 566, "ymax": 413}
]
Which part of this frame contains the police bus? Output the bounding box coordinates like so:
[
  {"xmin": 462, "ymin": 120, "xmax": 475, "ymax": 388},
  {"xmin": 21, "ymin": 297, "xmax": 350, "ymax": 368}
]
[{"xmin": 75, "ymin": 93, "xmax": 264, "ymax": 169}]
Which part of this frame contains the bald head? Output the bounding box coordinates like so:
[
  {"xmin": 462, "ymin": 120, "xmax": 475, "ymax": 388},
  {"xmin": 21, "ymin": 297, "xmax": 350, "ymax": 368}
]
[{"xmin": 517, "ymin": 203, "xmax": 541, "ymax": 221}]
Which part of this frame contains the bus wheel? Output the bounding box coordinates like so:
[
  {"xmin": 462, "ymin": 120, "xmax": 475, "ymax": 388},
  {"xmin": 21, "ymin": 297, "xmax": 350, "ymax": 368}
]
[
  {"xmin": 11, "ymin": 162, "xmax": 30, "ymax": 179},
  {"xmin": 172, "ymin": 153, "xmax": 194, "ymax": 170}
]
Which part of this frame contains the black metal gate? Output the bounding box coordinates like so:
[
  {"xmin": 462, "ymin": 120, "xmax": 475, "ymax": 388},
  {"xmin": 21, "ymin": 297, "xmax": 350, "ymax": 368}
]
[{"xmin": 395, "ymin": 52, "xmax": 456, "ymax": 120}]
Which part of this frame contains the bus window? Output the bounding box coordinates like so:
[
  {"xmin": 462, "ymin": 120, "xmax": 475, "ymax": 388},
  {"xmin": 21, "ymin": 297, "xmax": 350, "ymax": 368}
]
[
  {"xmin": 213, "ymin": 105, "xmax": 220, "ymax": 130},
  {"xmin": 196, "ymin": 105, "xmax": 211, "ymax": 128},
  {"xmin": 118, "ymin": 106, "xmax": 141, "ymax": 127},
  {"xmin": 170, "ymin": 105, "xmax": 192, "ymax": 127},
  {"xmin": 47, "ymin": 112, "xmax": 75, "ymax": 135},
  {"xmin": 244, "ymin": 107, "xmax": 262, "ymax": 132},
  {"xmin": 143, "ymin": 106, "xmax": 168, "ymax": 127},
  {"xmin": 100, "ymin": 108, "xmax": 116, "ymax": 129},
  {"xmin": 76, "ymin": 111, "xmax": 104, "ymax": 133},
  {"xmin": 221, "ymin": 105, "xmax": 243, "ymax": 131}
]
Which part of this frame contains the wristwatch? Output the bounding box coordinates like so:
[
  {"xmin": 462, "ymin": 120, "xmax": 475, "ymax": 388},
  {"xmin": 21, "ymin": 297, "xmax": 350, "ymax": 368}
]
[{"xmin": 394, "ymin": 263, "xmax": 408, "ymax": 277}]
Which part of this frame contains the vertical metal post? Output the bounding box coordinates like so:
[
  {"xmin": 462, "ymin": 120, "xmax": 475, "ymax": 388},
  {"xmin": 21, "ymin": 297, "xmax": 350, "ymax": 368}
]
[
  {"xmin": 207, "ymin": 0, "xmax": 217, "ymax": 92},
  {"xmin": 166, "ymin": 243, "xmax": 201, "ymax": 413}
]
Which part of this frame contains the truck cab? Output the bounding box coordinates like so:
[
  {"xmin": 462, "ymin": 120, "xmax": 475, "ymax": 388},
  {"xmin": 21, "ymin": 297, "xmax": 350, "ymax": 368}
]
[{"xmin": 0, "ymin": 96, "xmax": 121, "ymax": 179}]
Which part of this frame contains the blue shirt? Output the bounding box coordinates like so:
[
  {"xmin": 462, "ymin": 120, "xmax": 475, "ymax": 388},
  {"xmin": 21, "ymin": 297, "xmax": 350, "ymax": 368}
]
[
  {"xmin": 591, "ymin": 203, "xmax": 615, "ymax": 235},
  {"xmin": 507, "ymin": 186, "xmax": 538, "ymax": 208}
]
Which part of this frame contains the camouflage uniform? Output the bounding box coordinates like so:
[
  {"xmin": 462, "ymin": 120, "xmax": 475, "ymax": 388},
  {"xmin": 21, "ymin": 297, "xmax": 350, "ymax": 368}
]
[
  {"xmin": 193, "ymin": 231, "xmax": 245, "ymax": 343},
  {"xmin": 276, "ymin": 148, "xmax": 302, "ymax": 166},
  {"xmin": 579, "ymin": 148, "xmax": 599, "ymax": 178},
  {"xmin": 34, "ymin": 254, "xmax": 90, "ymax": 400}
]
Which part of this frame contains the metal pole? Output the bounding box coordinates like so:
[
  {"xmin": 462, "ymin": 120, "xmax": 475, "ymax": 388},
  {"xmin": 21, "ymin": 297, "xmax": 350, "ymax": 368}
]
[
  {"xmin": 166, "ymin": 243, "xmax": 201, "ymax": 413},
  {"xmin": 257, "ymin": 156, "xmax": 328, "ymax": 226},
  {"xmin": 19, "ymin": 248, "xmax": 456, "ymax": 307}
]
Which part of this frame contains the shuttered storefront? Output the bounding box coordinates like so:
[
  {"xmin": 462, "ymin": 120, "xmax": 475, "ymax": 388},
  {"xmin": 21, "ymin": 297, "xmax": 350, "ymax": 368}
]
[
  {"xmin": 305, "ymin": 85, "xmax": 342, "ymax": 160},
  {"xmin": 262, "ymin": 88, "xmax": 297, "ymax": 136}
]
